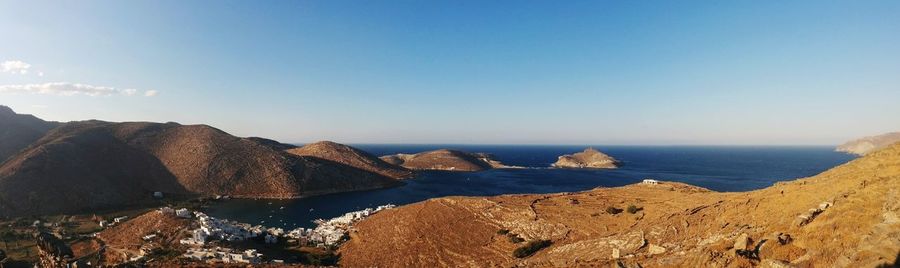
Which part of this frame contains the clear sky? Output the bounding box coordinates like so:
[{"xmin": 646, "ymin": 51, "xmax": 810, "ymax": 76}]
[{"xmin": 1, "ymin": 1, "xmax": 898, "ymax": 145}]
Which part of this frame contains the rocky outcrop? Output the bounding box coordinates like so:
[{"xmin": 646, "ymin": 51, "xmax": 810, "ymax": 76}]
[
  {"xmin": 0, "ymin": 120, "xmax": 401, "ymax": 217},
  {"xmin": 339, "ymin": 142, "xmax": 900, "ymax": 267},
  {"xmin": 0, "ymin": 105, "xmax": 59, "ymax": 163},
  {"xmin": 380, "ymin": 149, "xmax": 511, "ymax": 172},
  {"xmin": 836, "ymin": 132, "xmax": 900, "ymax": 155},
  {"xmin": 287, "ymin": 141, "xmax": 414, "ymax": 179},
  {"xmin": 552, "ymin": 148, "xmax": 618, "ymax": 169}
]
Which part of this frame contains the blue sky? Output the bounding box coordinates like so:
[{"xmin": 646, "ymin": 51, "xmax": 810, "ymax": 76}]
[{"xmin": 1, "ymin": 1, "xmax": 898, "ymax": 145}]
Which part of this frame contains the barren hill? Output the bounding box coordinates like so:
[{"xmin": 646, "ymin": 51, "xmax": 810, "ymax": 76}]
[
  {"xmin": 836, "ymin": 131, "xmax": 900, "ymax": 155},
  {"xmin": 0, "ymin": 121, "xmax": 401, "ymax": 217},
  {"xmin": 340, "ymin": 143, "xmax": 900, "ymax": 267},
  {"xmin": 380, "ymin": 149, "xmax": 509, "ymax": 172},
  {"xmin": 287, "ymin": 141, "xmax": 413, "ymax": 179},
  {"xmin": 552, "ymin": 147, "xmax": 618, "ymax": 169},
  {"xmin": 0, "ymin": 105, "xmax": 59, "ymax": 163}
]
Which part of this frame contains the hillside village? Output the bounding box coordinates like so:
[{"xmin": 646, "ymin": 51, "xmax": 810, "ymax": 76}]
[{"xmin": 0, "ymin": 202, "xmax": 396, "ymax": 267}]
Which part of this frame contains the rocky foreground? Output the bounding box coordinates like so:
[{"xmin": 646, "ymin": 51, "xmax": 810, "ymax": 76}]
[
  {"xmin": 339, "ymin": 143, "xmax": 900, "ymax": 267},
  {"xmin": 552, "ymin": 147, "xmax": 618, "ymax": 169},
  {"xmin": 380, "ymin": 149, "xmax": 511, "ymax": 172}
]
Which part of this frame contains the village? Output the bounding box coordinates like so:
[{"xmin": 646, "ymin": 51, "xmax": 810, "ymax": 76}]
[
  {"xmin": 0, "ymin": 201, "xmax": 396, "ymax": 267},
  {"xmin": 171, "ymin": 204, "xmax": 397, "ymax": 264}
]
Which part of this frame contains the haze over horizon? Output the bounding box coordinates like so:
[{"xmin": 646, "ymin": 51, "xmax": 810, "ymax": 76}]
[{"xmin": 2, "ymin": 1, "xmax": 899, "ymax": 145}]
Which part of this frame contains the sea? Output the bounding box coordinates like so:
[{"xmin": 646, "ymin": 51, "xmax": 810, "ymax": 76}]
[{"xmin": 203, "ymin": 145, "xmax": 855, "ymax": 229}]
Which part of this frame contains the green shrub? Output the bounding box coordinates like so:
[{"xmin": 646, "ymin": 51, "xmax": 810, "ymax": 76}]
[
  {"xmin": 626, "ymin": 205, "xmax": 642, "ymax": 214},
  {"xmin": 497, "ymin": 229, "xmax": 510, "ymax": 235},
  {"xmin": 605, "ymin": 206, "xmax": 623, "ymax": 214},
  {"xmin": 513, "ymin": 239, "xmax": 552, "ymax": 258}
]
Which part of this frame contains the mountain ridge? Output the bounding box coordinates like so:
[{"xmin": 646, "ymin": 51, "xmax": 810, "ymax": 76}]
[
  {"xmin": 0, "ymin": 105, "xmax": 60, "ymax": 163},
  {"xmin": 0, "ymin": 116, "xmax": 402, "ymax": 217}
]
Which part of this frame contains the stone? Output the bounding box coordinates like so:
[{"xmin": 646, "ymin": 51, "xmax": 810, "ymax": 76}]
[
  {"xmin": 733, "ymin": 233, "xmax": 751, "ymax": 251},
  {"xmin": 612, "ymin": 248, "xmax": 621, "ymax": 259},
  {"xmin": 761, "ymin": 259, "xmax": 796, "ymax": 268},
  {"xmin": 648, "ymin": 244, "xmax": 666, "ymax": 255}
]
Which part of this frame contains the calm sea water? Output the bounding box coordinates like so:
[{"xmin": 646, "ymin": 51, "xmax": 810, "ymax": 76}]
[{"xmin": 203, "ymin": 145, "xmax": 855, "ymax": 229}]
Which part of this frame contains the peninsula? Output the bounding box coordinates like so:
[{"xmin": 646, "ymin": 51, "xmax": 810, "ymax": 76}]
[
  {"xmin": 836, "ymin": 131, "xmax": 900, "ymax": 156},
  {"xmin": 380, "ymin": 149, "xmax": 511, "ymax": 172}
]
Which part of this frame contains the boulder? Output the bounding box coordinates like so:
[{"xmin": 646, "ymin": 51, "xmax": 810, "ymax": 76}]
[{"xmin": 648, "ymin": 244, "xmax": 666, "ymax": 255}]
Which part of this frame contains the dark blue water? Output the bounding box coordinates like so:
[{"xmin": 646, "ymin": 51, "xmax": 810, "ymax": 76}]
[{"xmin": 203, "ymin": 145, "xmax": 855, "ymax": 229}]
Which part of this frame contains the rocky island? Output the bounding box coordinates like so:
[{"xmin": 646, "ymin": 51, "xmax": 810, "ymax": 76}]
[
  {"xmin": 380, "ymin": 149, "xmax": 512, "ymax": 172},
  {"xmin": 836, "ymin": 131, "xmax": 900, "ymax": 155},
  {"xmin": 552, "ymin": 147, "xmax": 619, "ymax": 169}
]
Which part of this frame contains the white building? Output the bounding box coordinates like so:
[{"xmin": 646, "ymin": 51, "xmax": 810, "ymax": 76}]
[
  {"xmin": 176, "ymin": 208, "xmax": 192, "ymax": 218},
  {"xmin": 642, "ymin": 179, "xmax": 660, "ymax": 185},
  {"xmin": 158, "ymin": 207, "xmax": 175, "ymax": 214}
]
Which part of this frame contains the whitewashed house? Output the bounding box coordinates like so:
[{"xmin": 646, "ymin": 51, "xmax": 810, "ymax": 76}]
[{"xmin": 176, "ymin": 208, "xmax": 192, "ymax": 218}]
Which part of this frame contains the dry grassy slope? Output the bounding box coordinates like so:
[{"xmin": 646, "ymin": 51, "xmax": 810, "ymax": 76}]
[
  {"xmin": 0, "ymin": 121, "xmax": 401, "ymax": 217},
  {"xmin": 340, "ymin": 143, "xmax": 900, "ymax": 267},
  {"xmin": 287, "ymin": 141, "xmax": 413, "ymax": 179},
  {"xmin": 0, "ymin": 105, "xmax": 59, "ymax": 163},
  {"xmin": 379, "ymin": 149, "xmax": 505, "ymax": 172}
]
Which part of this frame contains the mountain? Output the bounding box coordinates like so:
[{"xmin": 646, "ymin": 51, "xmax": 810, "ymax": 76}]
[
  {"xmin": 287, "ymin": 141, "xmax": 414, "ymax": 179},
  {"xmin": 552, "ymin": 147, "xmax": 618, "ymax": 169},
  {"xmin": 0, "ymin": 120, "xmax": 401, "ymax": 217},
  {"xmin": 339, "ymin": 142, "xmax": 900, "ymax": 267},
  {"xmin": 836, "ymin": 132, "xmax": 900, "ymax": 155},
  {"xmin": 380, "ymin": 149, "xmax": 510, "ymax": 172},
  {"xmin": 0, "ymin": 106, "xmax": 60, "ymax": 163}
]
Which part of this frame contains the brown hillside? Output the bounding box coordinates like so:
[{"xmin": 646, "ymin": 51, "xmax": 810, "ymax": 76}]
[
  {"xmin": 380, "ymin": 149, "xmax": 509, "ymax": 172},
  {"xmin": 287, "ymin": 141, "xmax": 413, "ymax": 179},
  {"xmin": 0, "ymin": 105, "xmax": 60, "ymax": 163},
  {"xmin": 0, "ymin": 121, "xmax": 401, "ymax": 217},
  {"xmin": 340, "ymin": 143, "xmax": 900, "ymax": 267}
]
